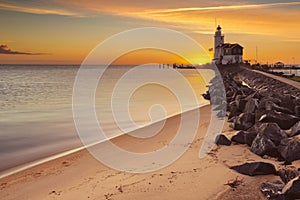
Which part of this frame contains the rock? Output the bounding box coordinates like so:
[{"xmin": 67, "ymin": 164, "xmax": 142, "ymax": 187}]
[
  {"xmin": 231, "ymin": 130, "xmax": 257, "ymax": 146},
  {"xmin": 261, "ymin": 180, "xmax": 285, "ymax": 200},
  {"xmin": 259, "ymin": 96, "xmax": 282, "ymax": 110},
  {"xmin": 258, "ymin": 123, "xmax": 287, "ymax": 145},
  {"xmin": 280, "ymin": 94, "xmax": 296, "ymax": 114},
  {"xmin": 227, "ymin": 116, "xmax": 236, "ymax": 123},
  {"xmin": 233, "ymin": 113, "xmax": 255, "ymax": 130},
  {"xmin": 250, "ymin": 123, "xmax": 287, "ymax": 157},
  {"xmin": 265, "ymin": 101, "xmax": 294, "ymax": 115},
  {"xmin": 278, "ymin": 169, "xmax": 300, "ymax": 183},
  {"xmin": 245, "ymin": 123, "xmax": 262, "ymax": 146},
  {"xmin": 272, "ymin": 104, "xmax": 294, "ymax": 115},
  {"xmin": 236, "ymin": 98, "xmax": 248, "ymax": 112},
  {"xmin": 290, "ymin": 121, "xmax": 300, "ymax": 137},
  {"xmin": 258, "ymin": 110, "xmax": 299, "ymax": 130},
  {"xmin": 243, "ymin": 98, "xmax": 259, "ymax": 113},
  {"xmin": 251, "ymin": 134, "xmax": 278, "ymax": 157},
  {"xmin": 278, "ymin": 138, "xmax": 300, "ymax": 164},
  {"xmin": 295, "ymin": 106, "xmax": 300, "ymax": 117},
  {"xmin": 244, "ymin": 131, "xmax": 258, "ymax": 146},
  {"xmin": 230, "ymin": 162, "xmax": 276, "ymax": 176},
  {"xmin": 228, "ymin": 102, "xmax": 241, "ymax": 119},
  {"xmin": 231, "ymin": 131, "xmax": 248, "ymax": 144},
  {"xmin": 282, "ymin": 177, "xmax": 300, "ymax": 199},
  {"xmin": 215, "ymin": 134, "xmax": 231, "ymax": 146},
  {"xmin": 202, "ymin": 92, "xmax": 210, "ymax": 100}
]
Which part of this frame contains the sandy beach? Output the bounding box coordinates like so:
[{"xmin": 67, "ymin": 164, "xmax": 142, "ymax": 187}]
[
  {"xmin": 1, "ymin": 105, "xmax": 296, "ymax": 200},
  {"xmin": 1, "ymin": 0, "xmax": 299, "ymax": 199}
]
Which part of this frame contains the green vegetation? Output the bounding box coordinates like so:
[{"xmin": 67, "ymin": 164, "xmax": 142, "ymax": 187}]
[{"xmin": 290, "ymin": 76, "xmax": 300, "ymax": 82}]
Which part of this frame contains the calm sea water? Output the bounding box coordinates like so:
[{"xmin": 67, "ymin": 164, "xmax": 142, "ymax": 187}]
[
  {"xmin": 0, "ymin": 65, "xmax": 212, "ymax": 173},
  {"xmin": 270, "ymin": 68, "xmax": 300, "ymax": 76}
]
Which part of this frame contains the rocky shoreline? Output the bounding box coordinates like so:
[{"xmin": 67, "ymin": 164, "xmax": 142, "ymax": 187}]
[{"xmin": 208, "ymin": 65, "xmax": 300, "ymax": 200}]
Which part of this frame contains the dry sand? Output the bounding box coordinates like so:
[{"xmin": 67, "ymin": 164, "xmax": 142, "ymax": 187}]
[{"xmin": 1, "ymin": 105, "xmax": 298, "ymax": 200}]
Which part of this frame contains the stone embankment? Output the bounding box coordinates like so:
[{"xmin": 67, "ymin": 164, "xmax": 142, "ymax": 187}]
[{"xmin": 207, "ymin": 66, "xmax": 300, "ymax": 199}]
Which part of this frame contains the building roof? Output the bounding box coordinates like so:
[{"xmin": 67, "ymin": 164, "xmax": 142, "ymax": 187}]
[
  {"xmin": 216, "ymin": 43, "xmax": 243, "ymax": 49},
  {"xmin": 275, "ymin": 61, "xmax": 284, "ymax": 65}
]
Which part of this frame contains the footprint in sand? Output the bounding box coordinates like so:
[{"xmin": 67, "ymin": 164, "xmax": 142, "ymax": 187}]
[
  {"xmin": 0, "ymin": 183, "xmax": 7, "ymax": 190},
  {"xmin": 49, "ymin": 190, "xmax": 62, "ymax": 196},
  {"xmin": 62, "ymin": 161, "xmax": 71, "ymax": 167},
  {"xmin": 104, "ymin": 193, "xmax": 113, "ymax": 200}
]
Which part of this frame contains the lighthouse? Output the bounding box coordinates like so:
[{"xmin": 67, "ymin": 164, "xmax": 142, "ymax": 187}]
[
  {"xmin": 212, "ymin": 25, "xmax": 243, "ymax": 65},
  {"xmin": 214, "ymin": 25, "xmax": 224, "ymax": 60}
]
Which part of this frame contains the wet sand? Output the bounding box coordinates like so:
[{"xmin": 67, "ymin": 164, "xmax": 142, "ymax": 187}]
[{"xmin": 1, "ymin": 105, "xmax": 297, "ymax": 200}]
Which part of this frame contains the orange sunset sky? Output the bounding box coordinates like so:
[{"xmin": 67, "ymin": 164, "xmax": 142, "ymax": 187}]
[{"xmin": 0, "ymin": 0, "xmax": 299, "ymax": 65}]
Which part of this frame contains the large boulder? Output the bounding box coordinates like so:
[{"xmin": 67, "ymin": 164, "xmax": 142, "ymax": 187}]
[
  {"xmin": 251, "ymin": 135, "xmax": 278, "ymax": 157},
  {"xmin": 279, "ymin": 94, "xmax": 296, "ymax": 114},
  {"xmin": 258, "ymin": 96, "xmax": 282, "ymax": 110},
  {"xmin": 278, "ymin": 169, "xmax": 300, "ymax": 183},
  {"xmin": 257, "ymin": 123, "xmax": 287, "ymax": 145},
  {"xmin": 265, "ymin": 101, "xmax": 294, "ymax": 114},
  {"xmin": 278, "ymin": 138, "xmax": 300, "ymax": 164},
  {"xmin": 231, "ymin": 130, "xmax": 258, "ymax": 146},
  {"xmin": 261, "ymin": 180, "xmax": 285, "ymax": 200},
  {"xmin": 245, "ymin": 131, "xmax": 258, "ymax": 146},
  {"xmin": 235, "ymin": 97, "xmax": 248, "ymax": 112},
  {"xmin": 228, "ymin": 102, "xmax": 241, "ymax": 119},
  {"xmin": 215, "ymin": 134, "xmax": 231, "ymax": 146},
  {"xmin": 245, "ymin": 123, "xmax": 263, "ymax": 146},
  {"xmin": 282, "ymin": 177, "xmax": 300, "ymax": 199},
  {"xmin": 290, "ymin": 121, "xmax": 300, "ymax": 137},
  {"xmin": 272, "ymin": 104, "xmax": 294, "ymax": 115},
  {"xmin": 243, "ymin": 98, "xmax": 259, "ymax": 113},
  {"xmin": 250, "ymin": 123, "xmax": 287, "ymax": 157},
  {"xmin": 258, "ymin": 110, "xmax": 299, "ymax": 130},
  {"xmin": 240, "ymin": 85, "xmax": 254, "ymax": 96},
  {"xmin": 230, "ymin": 162, "xmax": 276, "ymax": 176},
  {"xmin": 295, "ymin": 106, "xmax": 300, "ymax": 117},
  {"xmin": 231, "ymin": 130, "xmax": 247, "ymax": 144},
  {"xmin": 233, "ymin": 113, "xmax": 255, "ymax": 130}
]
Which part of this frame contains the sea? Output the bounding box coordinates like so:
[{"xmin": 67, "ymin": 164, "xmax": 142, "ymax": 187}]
[
  {"xmin": 0, "ymin": 65, "xmax": 213, "ymax": 176},
  {"xmin": 269, "ymin": 68, "xmax": 300, "ymax": 76}
]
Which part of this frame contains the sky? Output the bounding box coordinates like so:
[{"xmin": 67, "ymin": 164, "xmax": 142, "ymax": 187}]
[{"xmin": 0, "ymin": 0, "xmax": 299, "ymax": 64}]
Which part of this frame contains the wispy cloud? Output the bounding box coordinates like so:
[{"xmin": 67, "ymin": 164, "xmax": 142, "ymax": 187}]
[
  {"xmin": 138, "ymin": 2, "xmax": 300, "ymax": 14},
  {"xmin": 1, "ymin": 1, "xmax": 299, "ymax": 19},
  {"xmin": 0, "ymin": 44, "xmax": 46, "ymax": 55},
  {"xmin": 0, "ymin": 3, "xmax": 81, "ymax": 16},
  {"xmin": 114, "ymin": 1, "xmax": 300, "ymax": 37},
  {"xmin": 282, "ymin": 39, "xmax": 300, "ymax": 42},
  {"xmin": 0, "ymin": 39, "xmax": 15, "ymax": 43}
]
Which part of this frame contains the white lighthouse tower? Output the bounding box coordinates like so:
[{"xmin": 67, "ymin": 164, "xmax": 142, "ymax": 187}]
[{"xmin": 214, "ymin": 25, "xmax": 224, "ymax": 60}]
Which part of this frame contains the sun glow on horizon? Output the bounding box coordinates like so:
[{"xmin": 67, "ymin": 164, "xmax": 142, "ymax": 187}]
[{"xmin": 0, "ymin": 0, "xmax": 299, "ymax": 64}]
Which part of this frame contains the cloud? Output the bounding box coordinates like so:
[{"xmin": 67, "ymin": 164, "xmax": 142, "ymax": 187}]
[
  {"xmin": 0, "ymin": 44, "xmax": 45, "ymax": 55},
  {"xmin": 0, "ymin": 40, "xmax": 15, "ymax": 43},
  {"xmin": 0, "ymin": 1, "xmax": 299, "ymax": 19},
  {"xmin": 138, "ymin": 2, "xmax": 300, "ymax": 14},
  {"xmin": 0, "ymin": 2, "xmax": 81, "ymax": 16},
  {"xmin": 282, "ymin": 39, "xmax": 300, "ymax": 42}
]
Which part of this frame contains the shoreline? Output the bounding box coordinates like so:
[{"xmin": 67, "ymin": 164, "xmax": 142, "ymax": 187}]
[
  {"xmin": 0, "ymin": 105, "xmax": 239, "ymax": 200},
  {"xmin": 1, "ymin": 103, "xmax": 286, "ymax": 200},
  {"xmin": 0, "ymin": 102, "xmax": 209, "ymax": 180},
  {"xmin": 2, "ymin": 66, "xmax": 300, "ymax": 199}
]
